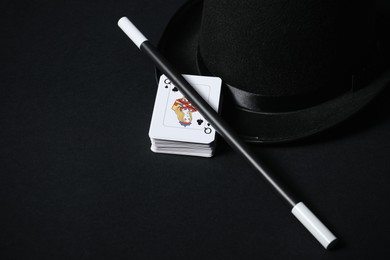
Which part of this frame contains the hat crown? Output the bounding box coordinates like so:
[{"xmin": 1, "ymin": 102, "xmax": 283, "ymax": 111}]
[{"xmin": 199, "ymin": 0, "xmax": 375, "ymax": 98}]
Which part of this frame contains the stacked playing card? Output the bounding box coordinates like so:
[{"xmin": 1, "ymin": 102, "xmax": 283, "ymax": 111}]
[{"xmin": 149, "ymin": 74, "xmax": 222, "ymax": 157}]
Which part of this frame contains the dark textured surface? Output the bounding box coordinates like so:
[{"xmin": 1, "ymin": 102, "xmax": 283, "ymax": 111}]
[
  {"xmin": 199, "ymin": 0, "xmax": 375, "ymax": 97},
  {"xmin": 1, "ymin": 0, "xmax": 390, "ymax": 259}
]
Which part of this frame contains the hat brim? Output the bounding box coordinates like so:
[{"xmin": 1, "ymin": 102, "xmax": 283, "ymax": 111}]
[{"xmin": 155, "ymin": 0, "xmax": 390, "ymax": 143}]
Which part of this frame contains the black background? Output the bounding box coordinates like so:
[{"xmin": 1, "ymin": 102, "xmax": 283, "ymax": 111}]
[{"xmin": 1, "ymin": 0, "xmax": 390, "ymax": 259}]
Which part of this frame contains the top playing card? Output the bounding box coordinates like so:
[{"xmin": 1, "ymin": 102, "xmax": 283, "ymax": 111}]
[{"xmin": 149, "ymin": 74, "xmax": 222, "ymax": 144}]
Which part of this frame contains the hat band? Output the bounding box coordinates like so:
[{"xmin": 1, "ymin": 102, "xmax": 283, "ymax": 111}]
[{"xmin": 196, "ymin": 46, "xmax": 381, "ymax": 112}]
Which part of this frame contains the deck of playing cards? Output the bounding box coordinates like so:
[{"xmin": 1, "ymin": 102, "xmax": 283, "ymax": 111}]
[{"xmin": 149, "ymin": 74, "xmax": 222, "ymax": 157}]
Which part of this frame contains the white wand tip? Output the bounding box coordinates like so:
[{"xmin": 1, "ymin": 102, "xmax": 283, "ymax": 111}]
[
  {"xmin": 292, "ymin": 202, "xmax": 338, "ymax": 249},
  {"xmin": 118, "ymin": 16, "xmax": 148, "ymax": 49}
]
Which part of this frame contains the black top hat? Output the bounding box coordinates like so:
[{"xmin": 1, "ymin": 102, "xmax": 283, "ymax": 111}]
[{"xmin": 156, "ymin": 0, "xmax": 390, "ymax": 143}]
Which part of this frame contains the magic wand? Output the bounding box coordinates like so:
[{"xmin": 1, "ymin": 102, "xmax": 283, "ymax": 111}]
[{"xmin": 118, "ymin": 16, "xmax": 337, "ymax": 249}]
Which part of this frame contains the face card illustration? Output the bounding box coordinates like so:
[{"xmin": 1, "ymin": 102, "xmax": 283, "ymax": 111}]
[
  {"xmin": 162, "ymin": 82, "xmax": 211, "ymax": 132},
  {"xmin": 171, "ymin": 97, "xmax": 197, "ymax": 127},
  {"xmin": 149, "ymin": 74, "xmax": 222, "ymax": 144}
]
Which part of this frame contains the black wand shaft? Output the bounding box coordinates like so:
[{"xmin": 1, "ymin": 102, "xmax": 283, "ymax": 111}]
[{"xmin": 141, "ymin": 41, "xmax": 298, "ymax": 208}]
